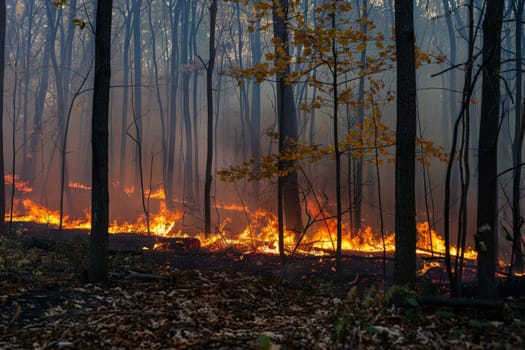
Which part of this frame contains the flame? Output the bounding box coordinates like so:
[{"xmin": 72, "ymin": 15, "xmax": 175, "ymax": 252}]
[
  {"xmin": 109, "ymin": 202, "xmax": 182, "ymax": 235},
  {"xmin": 420, "ymin": 260, "xmax": 442, "ymax": 275},
  {"xmin": 416, "ymin": 221, "xmax": 477, "ymax": 260},
  {"xmin": 7, "ymin": 191, "xmax": 478, "ymax": 261},
  {"xmin": 9, "ymin": 199, "xmax": 91, "ymax": 229},
  {"xmin": 69, "ymin": 181, "xmax": 91, "ymax": 190},
  {"xmin": 5, "ymin": 175, "xmax": 32, "ymax": 193},
  {"xmin": 123, "ymin": 186, "xmax": 135, "ymax": 195},
  {"xmin": 215, "ymin": 202, "xmax": 250, "ymax": 212},
  {"xmin": 145, "ymin": 188, "xmax": 166, "ymax": 200}
]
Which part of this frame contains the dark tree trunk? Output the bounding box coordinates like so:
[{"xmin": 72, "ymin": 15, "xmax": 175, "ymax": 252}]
[
  {"xmin": 476, "ymin": 0, "xmax": 504, "ymax": 299},
  {"xmin": 393, "ymin": 0, "xmax": 417, "ymax": 287},
  {"xmin": 204, "ymin": 0, "xmax": 217, "ymax": 235},
  {"xmin": 330, "ymin": 9, "xmax": 343, "ymax": 272},
  {"xmin": 89, "ymin": 0, "xmax": 113, "ymax": 283},
  {"xmin": 272, "ymin": 0, "xmax": 303, "ymax": 237},
  {"xmin": 0, "ymin": 0, "xmax": 6, "ymax": 235},
  {"xmin": 511, "ymin": 0, "xmax": 524, "ymax": 273}
]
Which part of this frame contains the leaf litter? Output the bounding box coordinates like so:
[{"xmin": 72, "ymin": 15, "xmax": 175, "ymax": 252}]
[{"xmin": 0, "ymin": 235, "xmax": 524, "ymax": 349}]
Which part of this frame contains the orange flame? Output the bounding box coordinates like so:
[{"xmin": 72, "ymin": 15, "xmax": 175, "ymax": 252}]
[
  {"xmin": 69, "ymin": 182, "xmax": 91, "ymax": 191},
  {"xmin": 7, "ymin": 193, "xmax": 477, "ymax": 261},
  {"xmin": 5, "ymin": 175, "xmax": 32, "ymax": 193},
  {"xmin": 9, "ymin": 199, "xmax": 91, "ymax": 229}
]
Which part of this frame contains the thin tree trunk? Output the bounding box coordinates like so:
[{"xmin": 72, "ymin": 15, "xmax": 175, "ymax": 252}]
[
  {"xmin": 132, "ymin": 0, "xmax": 143, "ymax": 192},
  {"xmin": 511, "ymin": 0, "xmax": 525, "ymax": 273},
  {"xmin": 181, "ymin": 0, "xmax": 194, "ymax": 204},
  {"xmin": 119, "ymin": 0, "xmax": 132, "ymax": 188},
  {"xmin": 353, "ymin": 0, "xmax": 367, "ymax": 235},
  {"xmin": 331, "ymin": 6, "xmax": 343, "ymax": 272},
  {"xmin": 204, "ymin": 0, "xmax": 217, "ymax": 235},
  {"xmin": 250, "ymin": 1, "xmax": 262, "ymax": 196},
  {"xmin": 165, "ymin": 0, "xmax": 181, "ymax": 209}
]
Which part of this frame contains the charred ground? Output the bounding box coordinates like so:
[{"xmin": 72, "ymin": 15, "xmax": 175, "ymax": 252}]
[{"xmin": 0, "ymin": 224, "xmax": 524, "ymax": 349}]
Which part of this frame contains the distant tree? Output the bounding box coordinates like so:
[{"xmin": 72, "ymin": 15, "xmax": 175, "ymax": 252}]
[
  {"xmin": 0, "ymin": 0, "xmax": 5, "ymax": 236},
  {"xmin": 476, "ymin": 0, "xmax": 504, "ymax": 299},
  {"xmin": 443, "ymin": 0, "xmax": 475, "ymax": 297},
  {"xmin": 181, "ymin": 1, "xmax": 195, "ymax": 205},
  {"xmin": 165, "ymin": 0, "xmax": 182, "ymax": 210},
  {"xmin": 132, "ymin": 0, "xmax": 143, "ymax": 191},
  {"xmin": 393, "ymin": 0, "xmax": 418, "ymax": 287},
  {"xmin": 89, "ymin": 0, "xmax": 113, "ymax": 283},
  {"xmin": 118, "ymin": 0, "xmax": 132, "ymax": 188}
]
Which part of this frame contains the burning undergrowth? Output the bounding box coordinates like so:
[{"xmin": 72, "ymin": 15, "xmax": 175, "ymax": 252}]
[{"xmin": 6, "ymin": 180, "xmax": 477, "ymax": 261}]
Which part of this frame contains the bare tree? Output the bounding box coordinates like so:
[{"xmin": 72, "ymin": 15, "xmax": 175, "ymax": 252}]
[
  {"xmin": 476, "ymin": 0, "xmax": 504, "ymax": 299},
  {"xmin": 204, "ymin": 0, "xmax": 218, "ymax": 235},
  {"xmin": 393, "ymin": 0, "xmax": 418, "ymax": 287},
  {"xmin": 0, "ymin": 0, "xmax": 6, "ymax": 236},
  {"xmin": 89, "ymin": 0, "xmax": 113, "ymax": 283},
  {"xmin": 272, "ymin": 0, "xmax": 304, "ymax": 241},
  {"xmin": 510, "ymin": 0, "xmax": 525, "ymax": 273}
]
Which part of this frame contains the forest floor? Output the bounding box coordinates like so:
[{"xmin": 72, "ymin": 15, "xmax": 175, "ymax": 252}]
[{"xmin": 0, "ymin": 229, "xmax": 525, "ymax": 349}]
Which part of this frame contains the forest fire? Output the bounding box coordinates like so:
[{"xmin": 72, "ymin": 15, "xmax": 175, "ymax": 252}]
[{"xmin": 5, "ymin": 184, "xmax": 477, "ymax": 261}]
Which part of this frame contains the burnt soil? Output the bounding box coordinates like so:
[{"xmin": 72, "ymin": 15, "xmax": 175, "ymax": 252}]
[{"xmin": 0, "ymin": 223, "xmax": 524, "ymax": 349}]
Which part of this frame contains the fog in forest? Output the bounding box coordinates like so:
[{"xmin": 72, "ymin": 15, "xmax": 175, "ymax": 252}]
[{"xmin": 2, "ymin": 0, "xmax": 522, "ymax": 261}]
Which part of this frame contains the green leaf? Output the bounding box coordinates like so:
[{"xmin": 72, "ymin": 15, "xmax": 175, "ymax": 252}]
[
  {"xmin": 256, "ymin": 333, "xmax": 272, "ymax": 350},
  {"xmin": 436, "ymin": 310, "xmax": 455, "ymax": 319},
  {"xmin": 405, "ymin": 297, "xmax": 419, "ymax": 307},
  {"xmin": 468, "ymin": 319, "xmax": 488, "ymax": 328},
  {"xmin": 365, "ymin": 325, "xmax": 380, "ymax": 334}
]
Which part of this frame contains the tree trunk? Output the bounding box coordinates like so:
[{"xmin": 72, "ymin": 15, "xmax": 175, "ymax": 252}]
[
  {"xmin": 476, "ymin": 0, "xmax": 504, "ymax": 300},
  {"xmin": 119, "ymin": 0, "xmax": 132, "ymax": 188},
  {"xmin": 0, "ymin": 0, "xmax": 6, "ymax": 236},
  {"xmin": 393, "ymin": 0, "xmax": 417, "ymax": 287},
  {"xmin": 20, "ymin": 1, "xmax": 34, "ymax": 181},
  {"xmin": 204, "ymin": 0, "xmax": 217, "ymax": 235},
  {"xmin": 181, "ymin": 0, "xmax": 194, "ymax": 204},
  {"xmin": 89, "ymin": 0, "xmax": 113, "ymax": 283},
  {"xmin": 132, "ymin": 0, "xmax": 143, "ymax": 192},
  {"xmin": 250, "ymin": 4, "xmax": 262, "ymax": 196},
  {"xmin": 330, "ymin": 8, "xmax": 343, "ymax": 272},
  {"xmin": 273, "ymin": 0, "xmax": 303, "ymax": 236},
  {"xmin": 511, "ymin": 0, "xmax": 525, "ymax": 273},
  {"xmin": 165, "ymin": 0, "xmax": 181, "ymax": 210},
  {"xmin": 353, "ymin": 0, "xmax": 368, "ymax": 235},
  {"xmin": 475, "ymin": 0, "xmax": 505, "ymax": 299},
  {"xmin": 27, "ymin": 17, "xmax": 52, "ymax": 184}
]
